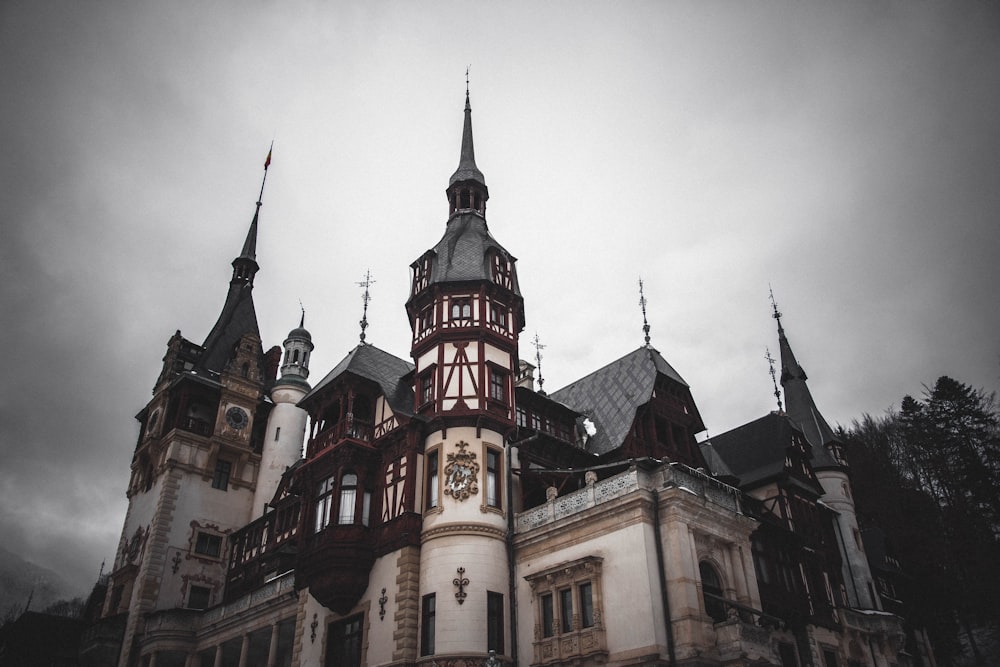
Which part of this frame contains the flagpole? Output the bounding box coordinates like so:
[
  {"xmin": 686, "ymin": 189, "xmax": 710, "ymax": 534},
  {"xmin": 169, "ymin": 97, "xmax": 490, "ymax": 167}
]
[{"xmin": 258, "ymin": 141, "xmax": 273, "ymax": 208}]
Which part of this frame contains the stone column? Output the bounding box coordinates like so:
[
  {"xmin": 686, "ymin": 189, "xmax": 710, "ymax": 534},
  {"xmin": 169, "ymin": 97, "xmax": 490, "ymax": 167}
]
[
  {"xmin": 267, "ymin": 623, "xmax": 280, "ymax": 667},
  {"xmin": 237, "ymin": 634, "xmax": 250, "ymax": 667}
]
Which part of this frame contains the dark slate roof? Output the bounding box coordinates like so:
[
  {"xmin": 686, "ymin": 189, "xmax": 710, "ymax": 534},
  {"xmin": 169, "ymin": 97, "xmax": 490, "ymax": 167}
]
[
  {"xmin": 199, "ymin": 281, "xmax": 261, "ymax": 373},
  {"xmin": 420, "ymin": 213, "xmax": 521, "ymax": 296},
  {"xmin": 777, "ymin": 323, "xmax": 840, "ymax": 470},
  {"xmin": 302, "ymin": 344, "xmax": 415, "ymax": 417},
  {"xmin": 705, "ymin": 412, "xmax": 824, "ymax": 493},
  {"xmin": 549, "ymin": 346, "xmax": 689, "ymax": 456},
  {"xmin": 449, "ymin": 92, "xmax": 486, "ymax": 187}
]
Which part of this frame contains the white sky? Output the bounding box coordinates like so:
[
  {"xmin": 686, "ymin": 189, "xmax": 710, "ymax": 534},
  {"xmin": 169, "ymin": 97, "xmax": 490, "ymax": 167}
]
[{"xmin": 2, "ymin": 1, "xmax": 998, "ymax": 595}]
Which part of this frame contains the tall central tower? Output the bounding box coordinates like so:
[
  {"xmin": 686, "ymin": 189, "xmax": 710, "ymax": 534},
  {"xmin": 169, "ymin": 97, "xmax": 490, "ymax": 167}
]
[{"xmin": 405, "ymin": 89, "xmax": 524, "ymax": 660}]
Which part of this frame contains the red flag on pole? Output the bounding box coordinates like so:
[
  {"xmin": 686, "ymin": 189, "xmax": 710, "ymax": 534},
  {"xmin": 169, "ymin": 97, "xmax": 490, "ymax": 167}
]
[{"xmin": 264, "ymin": 148, "xmax": 272, "ymax": 170}]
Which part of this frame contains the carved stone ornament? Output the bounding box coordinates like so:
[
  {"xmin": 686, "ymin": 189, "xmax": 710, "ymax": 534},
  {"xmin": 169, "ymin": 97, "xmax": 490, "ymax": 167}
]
[{"xmin": 444, "ymin": 441, "xmax": 479, "ymax": 501}]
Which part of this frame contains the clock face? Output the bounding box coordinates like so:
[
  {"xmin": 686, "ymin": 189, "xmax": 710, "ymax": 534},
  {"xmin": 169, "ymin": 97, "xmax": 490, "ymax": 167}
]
[{"xmin": 225, "ymin": 406, "xmax": 249, "ymax": 430}]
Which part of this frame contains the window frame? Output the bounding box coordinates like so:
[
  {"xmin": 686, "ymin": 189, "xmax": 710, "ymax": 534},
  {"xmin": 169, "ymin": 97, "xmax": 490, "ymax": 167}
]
[
  {"xmin": 425, "ymin": 449, "xmax": 440, "ymax": 511},
  {"xmin": 487, "ymin": 591, "xmax": 504, "ymax": 654},
  {"xmin": 421, "ymin": 593, "xmax": 436, "ymax": 656},
  {"xmin": 525, "ymin": 556, "xmax": 606, "ymax": 663},
  {"xmin": 326, "ymin": 614, "xmax": 364, "ymax": 667},
  {"xmin": 193, "ymin": 531, "xmax": 223, "ymax": 559},
  {"xmin": 485, "ymin": 446, "xmax": 502, "ymax": 509},
  {"xmin": 212, "ymin": 459, "xmax": 232, "ymax": 490},
  {"xmin": 187, "ymin": 584, "xmax": 212, "ymax": 610},
  {"xmin": 315, "ymin": 476, "xmax": 335, "ymax": 533}
]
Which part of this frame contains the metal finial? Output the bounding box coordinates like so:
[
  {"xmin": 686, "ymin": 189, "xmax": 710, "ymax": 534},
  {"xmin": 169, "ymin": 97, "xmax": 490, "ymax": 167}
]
[
  {"xmin": 766, "ymin": 346, "xmax": 783, "ymax": 412},
  {"xmin": 639, "ymin": 278, "xmax": 651, "ymax": 346},
  {"xmin": 298, "ymin": 299, "xmax": 305, "ymax": 328},
  {"xmin": 769, "ymin": 285, "xmax": 783, "ymax": 333},
  {"xmin": 465, "ymin": 65, "xmax": 470, "ymax": 95},
  {"xmin": 532, "ymin": 333, "xmax": 547, "ymax": 395},
  {"xmin": 357, "ymin": 270, "xmax": 375, "ymax": 343}
]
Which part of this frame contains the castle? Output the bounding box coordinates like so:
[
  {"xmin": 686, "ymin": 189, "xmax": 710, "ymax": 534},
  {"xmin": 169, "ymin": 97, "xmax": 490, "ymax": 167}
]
[{"xmin": 80, "ymin": 91, "xmax": 935, "ymax": 667}]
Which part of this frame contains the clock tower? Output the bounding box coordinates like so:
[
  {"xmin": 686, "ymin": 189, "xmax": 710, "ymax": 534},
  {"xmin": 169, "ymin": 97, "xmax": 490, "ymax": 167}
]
[
  {"xmin": 406, "ymin": 89, "xmax": 523, "ymax": 662},
  {"xmin": 106, "ymin": 165, "xmax": 279, "ymax": 667}
]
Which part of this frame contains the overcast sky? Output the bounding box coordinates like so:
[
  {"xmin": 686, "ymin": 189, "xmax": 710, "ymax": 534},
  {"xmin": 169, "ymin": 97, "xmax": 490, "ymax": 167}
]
[{"xmin": 2, "ymin": 1, "xmax": 998, "ymax": 596}]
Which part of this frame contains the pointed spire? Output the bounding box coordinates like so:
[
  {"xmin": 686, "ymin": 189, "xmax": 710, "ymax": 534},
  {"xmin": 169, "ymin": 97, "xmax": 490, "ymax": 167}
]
[
  {"xmin": 448, "ymin": 70, "xmax": 488, "ymax": 197},
  {"xmin": 199, "ymin": 149, "xmax": 271, "ymax": 372},
  {"xmin": 233, "ymin": 145, "xmax": 272, "ymax": 281},
  {"xmin": 770, "ymin": 291, "xmax": 840, "ymax": 468}
]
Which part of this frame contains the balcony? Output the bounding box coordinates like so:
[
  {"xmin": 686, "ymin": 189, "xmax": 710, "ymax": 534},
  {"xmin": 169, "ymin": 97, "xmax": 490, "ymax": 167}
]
[
  {"xmin": 707, "ymin": 593, "xmax": 782, "ymax": 664},
  {"xmin": 225, "ymin": 499, "xmax": 301, "ymax": 603},
  {"xmin": 307, "ymin": 420, "xmax": 374, "ymax": 458},
  {"xmin": 177, "ymin": 416, "xmax": 213, "ymax": 437}
]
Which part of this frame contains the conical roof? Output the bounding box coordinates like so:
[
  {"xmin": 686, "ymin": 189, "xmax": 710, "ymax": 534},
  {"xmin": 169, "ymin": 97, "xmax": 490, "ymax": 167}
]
[
  {"xmin": 449, "ymin": 92, "xmax": 486, "ymax": 187},
  {"xmin": 777, "ymin": 318, "xmax": 840, "ymax": 469}
]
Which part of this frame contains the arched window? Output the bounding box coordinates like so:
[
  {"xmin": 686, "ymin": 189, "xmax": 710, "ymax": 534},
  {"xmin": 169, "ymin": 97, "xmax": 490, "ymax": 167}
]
[{"xmin": 699, "ymin": 561, "xmax": 727, "ymax": 623}]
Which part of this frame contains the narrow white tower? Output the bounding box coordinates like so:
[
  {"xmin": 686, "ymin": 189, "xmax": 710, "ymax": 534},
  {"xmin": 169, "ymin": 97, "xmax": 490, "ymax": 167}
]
[{"xmin": 253, "ymin": 316, "xmax": 313, "ymax": 515}]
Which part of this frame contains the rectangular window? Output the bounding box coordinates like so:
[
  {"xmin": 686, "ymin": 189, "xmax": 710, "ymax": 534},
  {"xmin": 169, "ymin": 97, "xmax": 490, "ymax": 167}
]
[
  {"xmin": 421, "ymin": 594, "xmax": 436, "ymax": 656},
  {"xmin": 487, "ymin": 591, "xmax": 504, "ymax": 654},
  {"xmin": 187, "ymin": 585, "xmax": 211, "ymax": 610},
  {"xmin": 579, "ymin": 582, "xmax": 594, "ymax": 628},
  {"xmin": 541, "ymin": 594, "xmax": 554, "ymax": 638},
  {"xmin": 315, "ymin": 476, "xmax": 334, "ymax": 533},
  {"xmin": 822, "ymin": 649, "xmax": 839, "ymax": 667},
  {"xmin": 490, "ymin": 369, "xmax": 505, "ymax": 401},
  {"xmin": 362, "ymin": 491, "xmax": 371, "ymax": 527},
  {"xmin": 275, "ymin": 426, "xmax": 281, "ymax": 441},
  {"xmin": 338, "ymin": 474, "xmax": 358, "ymax": 525},
  {"xmin": 326, "ymin": 615, "xmax": 363, "ymax": 667},
  {"xmin": 420, "ymin": 373, "xmax": 434, "ymax": 405},
  {"xmin": 778, "ymin": 643, "xmax": 799, "ymax": 667},
  {"xmin": 516, "ymin": 407, "xmax": 527, "ymax": 428},
  {"xmin": 560, "ymin": 588, "xmax": 573, "ymax": 633},
  {"xmin": 426, "ymin": 450, "xmax": 439, "ymax": 509},
  {"xmin": 490, "ymin": 302, "xmax": 508, "ymax": 329},
  {"xmin": 486, "ymin": 448, "xmax": 501, "ymax": 508},
  {"xmin": 212, "ymin": 459, "xmax": 231, "ymax": 490},
  {"xmin": 194, "ymin": 531, "xmax": 222, "ymax": 558}
]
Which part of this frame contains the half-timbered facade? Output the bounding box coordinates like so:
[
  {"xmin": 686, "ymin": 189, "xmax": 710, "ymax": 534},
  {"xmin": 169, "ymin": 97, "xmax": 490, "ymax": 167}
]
[{"xmin": 82, "ymin": 92, "xmax": 932, "ymax": 667}]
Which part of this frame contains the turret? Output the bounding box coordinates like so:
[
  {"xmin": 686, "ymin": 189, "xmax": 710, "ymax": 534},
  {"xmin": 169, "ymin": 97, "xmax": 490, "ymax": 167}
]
[
  {"xmin": 253, "ymin": 315, "xmax": 313, "ymax": 514},
  {"xmin": 773, "ymin": 297, "xmax": 880, "ymax": 610},
  {"xmin": 406, "ymin": 87, "xmax": 519, "ymax": 662}
]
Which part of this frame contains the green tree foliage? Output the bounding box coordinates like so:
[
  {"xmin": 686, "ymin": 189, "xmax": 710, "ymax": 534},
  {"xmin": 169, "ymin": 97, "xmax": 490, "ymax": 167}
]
[{"xmin": 843, "ymin": 376, "xmax": 1000, "ymax": 665}]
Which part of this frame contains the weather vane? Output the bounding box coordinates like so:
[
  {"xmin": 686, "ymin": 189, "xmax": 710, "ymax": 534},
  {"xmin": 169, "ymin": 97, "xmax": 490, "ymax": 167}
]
[
  {"xmin": 639, "ymin": 277, "xmax": 651, "ymax": 346},
  {"xmin": 357, "ymin": 270, "xmax": 375, "ymax": 343},
  {"xmin": 298, "ymin": 299, "xmax": 305, "ymax": 328},
  {"xmin": 765, "ymin": 347, "xmax": 783, "ymax": 412},
  {"xmin": 769, "ymin": 285, "xmax": 783, "ymax": 333},
  {"xmin": 532, "ymin": 333, "xmax": 547, "ymax": 395}
]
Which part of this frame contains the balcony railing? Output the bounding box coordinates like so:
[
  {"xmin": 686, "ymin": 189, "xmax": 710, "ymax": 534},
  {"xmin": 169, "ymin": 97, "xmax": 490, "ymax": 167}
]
[
  {"xmin": 307, "ymin": 420, "xmax": 374, "ymax": 457},
  {"xmin": 706, "ymin": 593, "xmax": 782, "ymax": 664}
]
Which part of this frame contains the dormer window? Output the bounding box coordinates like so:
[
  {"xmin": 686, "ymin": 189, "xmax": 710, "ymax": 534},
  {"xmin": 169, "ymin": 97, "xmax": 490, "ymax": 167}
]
[
  {"xmin": 451, "ymin": 299, "xmax": 472, "ymax": 324},
  {"xmin": 492, "ymin": 255, "xmax": 512, "ymax": 288},
  {"xmin": 489, "ymin": 303, "xmax": 508, "ymax": 330}
]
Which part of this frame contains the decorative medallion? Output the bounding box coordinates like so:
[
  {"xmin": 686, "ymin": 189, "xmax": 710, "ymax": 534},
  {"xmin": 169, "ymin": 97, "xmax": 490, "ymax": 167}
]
[{"xmin": 444, "ymin": 441, "xmax": 479, "ymax": 501}]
